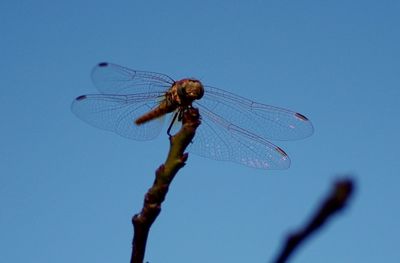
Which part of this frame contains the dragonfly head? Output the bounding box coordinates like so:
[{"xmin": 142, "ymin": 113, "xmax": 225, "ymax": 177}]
[{"xmin": 177, "ymin": 79, "xmax": 204, "ymax": 102}]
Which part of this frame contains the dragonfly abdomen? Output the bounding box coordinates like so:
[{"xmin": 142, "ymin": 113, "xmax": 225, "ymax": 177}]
[{"xmin": 135, "ymin": 101, "xmax": 176, "ymax": 125}]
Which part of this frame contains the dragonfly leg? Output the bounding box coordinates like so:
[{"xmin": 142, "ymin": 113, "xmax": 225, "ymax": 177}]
[{"xmin": 167, "ymin": 112, "xmax": 179, "ymax": 137}]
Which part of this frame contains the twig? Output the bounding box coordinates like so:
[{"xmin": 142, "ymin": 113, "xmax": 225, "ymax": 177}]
[
  {"xmin": 272, "ymin": 178, "xmax": 355, "ymax": 263},
  {"xmin": 130, "ymin": 108, "xmax": 201, "ymax": 263}
]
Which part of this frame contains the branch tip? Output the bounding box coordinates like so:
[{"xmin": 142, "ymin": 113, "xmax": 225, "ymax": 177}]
[
  {"xmin": 272, "ymin": 177, "xmax": 356, "ymax": 263},
  {"xmin": 130, "ymin": 107, "xmax": 201, "ymax": 263}
]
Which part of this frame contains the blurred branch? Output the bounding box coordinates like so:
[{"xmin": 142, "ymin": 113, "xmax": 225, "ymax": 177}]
[
  {"xmin": 272, "ymin": 178, "xmax": 355, "ymax": 263},
  {"xmin": 130, "ymin": 108, "xmax": 201, "ymax": 263}
]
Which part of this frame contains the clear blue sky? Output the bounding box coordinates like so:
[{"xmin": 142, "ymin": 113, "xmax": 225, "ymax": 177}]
[{"xmin": 1, "ymin": 0, "xmax": 399, "ymax": 262}]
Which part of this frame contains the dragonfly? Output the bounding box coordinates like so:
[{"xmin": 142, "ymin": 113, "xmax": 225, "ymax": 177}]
[{"xmin": 71, "ymin": 62, "xmax": 313, "ymax": 169}]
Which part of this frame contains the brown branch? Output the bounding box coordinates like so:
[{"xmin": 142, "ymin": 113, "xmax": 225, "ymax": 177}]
[
  {"xmin": 272, "ymin": 178, "xmax": 355, "ymax": 263},
  {"xmin": 130, "ymin": 108, "xmax": 201, "ymax": 263}
]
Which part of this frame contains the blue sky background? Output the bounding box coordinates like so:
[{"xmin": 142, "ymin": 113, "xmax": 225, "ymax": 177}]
[{"xmin": 1, "ymin": 0, "xmax": 399, "ymax": 262}]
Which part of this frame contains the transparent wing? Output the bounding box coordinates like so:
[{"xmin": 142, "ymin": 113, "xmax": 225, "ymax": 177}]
[
  {"xmin": 195, "ymin": 86, "xmax": 314, "ymax": 141},
  {"xmin": 71, "ymin": 93, "xmax": 166, "ymax": 140},
  {"xmin": 188, "ymin": 107, "xmax": 290, "ymax": 169},
  {"xmin": 91, "ymin": 62, "xmax": 174, "ymax": 94},
  {"xmin": 73, "ymin": 63, "xmax": 311, "ymax": 168}
]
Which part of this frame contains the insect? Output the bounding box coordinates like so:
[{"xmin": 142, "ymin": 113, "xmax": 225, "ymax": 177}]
[{"xmin": 71, "ymin": 62, "xmax": 313, "ymax": 169}]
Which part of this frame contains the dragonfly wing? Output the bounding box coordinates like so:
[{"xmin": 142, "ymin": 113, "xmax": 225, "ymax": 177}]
[
  {"xmin": 91, "ymin": 62, "xmax": 174, "ymax": 94},
  {"xmin": 71, "ymin": 93, "xmax": 165, "ymax": 140},
  {"xmin": 197, "ymin": 86, "xmax": 314, "ymax": 141},
  {"xmin": 188, "ymin": 107, "xmax": 291, "ymax": 169}
]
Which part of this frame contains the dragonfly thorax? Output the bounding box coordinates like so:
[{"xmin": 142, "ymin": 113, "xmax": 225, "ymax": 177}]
[{"xmin": 173, "ymin": 79, "xmax": 204, "ymax": 106}]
